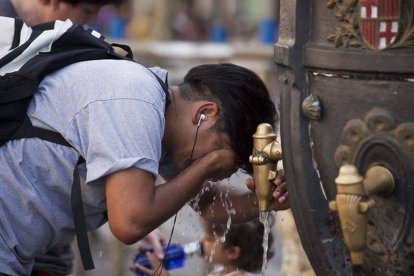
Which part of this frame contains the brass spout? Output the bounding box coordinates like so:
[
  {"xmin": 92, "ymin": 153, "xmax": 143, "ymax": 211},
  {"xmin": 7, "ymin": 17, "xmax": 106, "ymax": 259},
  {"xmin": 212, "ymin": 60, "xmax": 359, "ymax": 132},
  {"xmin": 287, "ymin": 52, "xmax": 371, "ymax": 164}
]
[
  {"xmin": 329, "ymin": 164, "xmax": 395, "ymax": 265},
  {"xmin": 249, "ymin": 123, "xmax": 282, "ymax": 212}
]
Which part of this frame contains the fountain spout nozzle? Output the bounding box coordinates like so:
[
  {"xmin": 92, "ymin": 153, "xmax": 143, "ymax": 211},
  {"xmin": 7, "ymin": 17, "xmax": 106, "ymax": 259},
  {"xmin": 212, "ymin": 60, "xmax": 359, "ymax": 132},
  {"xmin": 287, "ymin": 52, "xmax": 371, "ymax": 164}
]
[
  {"xmin": 329, "ymin": 164, "xmax": 395, "ymax": 265},
  {"xmin": 249, "ymin": 123, "xmax": 282, "ymax": 212}
]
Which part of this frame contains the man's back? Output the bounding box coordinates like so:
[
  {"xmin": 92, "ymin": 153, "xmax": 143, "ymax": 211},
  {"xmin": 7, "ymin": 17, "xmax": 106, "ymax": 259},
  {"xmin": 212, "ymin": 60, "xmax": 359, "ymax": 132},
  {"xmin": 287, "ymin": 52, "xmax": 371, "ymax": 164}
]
[{"xmin": 0, "ymin": 59, "xmax": 168, "ymax": 275}]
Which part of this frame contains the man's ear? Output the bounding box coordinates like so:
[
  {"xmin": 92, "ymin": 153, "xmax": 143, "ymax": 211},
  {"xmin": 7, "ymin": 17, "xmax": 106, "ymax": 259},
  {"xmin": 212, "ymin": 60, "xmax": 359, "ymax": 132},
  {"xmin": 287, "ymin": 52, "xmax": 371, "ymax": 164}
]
[
  {"xmin": 192, "ymin": 102, "xmax": 219, "ymax": 126},
  {"xmin": 225, "ymin": 246, "xmax": 241, "ymax": 261}
]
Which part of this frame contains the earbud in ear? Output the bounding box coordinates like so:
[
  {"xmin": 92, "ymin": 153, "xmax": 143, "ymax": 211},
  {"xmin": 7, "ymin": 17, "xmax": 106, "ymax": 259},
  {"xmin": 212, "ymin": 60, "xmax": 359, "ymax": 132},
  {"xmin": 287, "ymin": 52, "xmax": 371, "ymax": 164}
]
[{"xmin": 197, "ymin": 113, "xmax": 207, "ymax": 126}]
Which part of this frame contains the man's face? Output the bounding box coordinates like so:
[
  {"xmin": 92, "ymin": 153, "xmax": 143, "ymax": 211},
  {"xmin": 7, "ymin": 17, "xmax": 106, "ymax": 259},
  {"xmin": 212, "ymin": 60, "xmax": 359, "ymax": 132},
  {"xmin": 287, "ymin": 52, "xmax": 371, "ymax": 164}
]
[
  {"xmin": 171, "ymin": 128, "xmax": 232, "ymax": 173},
  {"xmin": 53, "ymin": 2, "xmax": 103, "ymax": 25},
  {"xmin": 163, "ymin": 85, "xmax": 236, "ymax": 177}
]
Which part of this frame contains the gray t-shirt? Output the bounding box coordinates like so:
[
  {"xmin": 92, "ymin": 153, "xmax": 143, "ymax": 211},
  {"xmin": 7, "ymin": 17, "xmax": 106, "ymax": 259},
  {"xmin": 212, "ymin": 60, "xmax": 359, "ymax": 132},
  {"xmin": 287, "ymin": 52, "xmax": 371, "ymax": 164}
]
[{"xmin": 0, "ymin": 59, "xmax": 168, "ymax": 275}]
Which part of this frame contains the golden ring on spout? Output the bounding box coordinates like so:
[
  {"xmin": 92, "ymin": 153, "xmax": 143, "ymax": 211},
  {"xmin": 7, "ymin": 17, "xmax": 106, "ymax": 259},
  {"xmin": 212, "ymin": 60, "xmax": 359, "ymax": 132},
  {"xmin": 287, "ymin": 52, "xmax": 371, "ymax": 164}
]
[{"xmin": 249, "ymin": 154, "xmax": 269, "ymax": 165}]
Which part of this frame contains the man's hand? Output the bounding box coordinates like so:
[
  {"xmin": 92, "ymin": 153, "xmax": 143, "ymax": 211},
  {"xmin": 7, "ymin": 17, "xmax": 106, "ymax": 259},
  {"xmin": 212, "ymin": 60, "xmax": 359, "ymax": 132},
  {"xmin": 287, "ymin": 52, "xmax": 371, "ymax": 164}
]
[
  {"xmin": 193, "ymin": 149, "xmax": 238, "ymax": 181},
  {"xmin": 245, "ymin": 169, "xmax": 290, "ymax": 211}
]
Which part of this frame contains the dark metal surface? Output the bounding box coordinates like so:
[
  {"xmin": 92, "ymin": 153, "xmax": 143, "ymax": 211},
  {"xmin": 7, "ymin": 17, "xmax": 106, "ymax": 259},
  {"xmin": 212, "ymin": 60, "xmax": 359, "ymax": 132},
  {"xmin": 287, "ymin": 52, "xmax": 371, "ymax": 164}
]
[{"xmin": 275, "ymin": 0, "xmax": 414, "ymax": 275}]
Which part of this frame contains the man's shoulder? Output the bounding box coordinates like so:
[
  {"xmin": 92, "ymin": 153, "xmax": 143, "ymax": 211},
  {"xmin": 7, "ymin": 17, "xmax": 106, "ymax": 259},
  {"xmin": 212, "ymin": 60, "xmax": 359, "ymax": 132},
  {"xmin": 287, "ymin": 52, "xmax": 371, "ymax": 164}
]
[
  {"xmin": 57, "ymin": 59, "xmax": 168, "ymax": 92},
  {"xmin": 65, "ymin": 59, "xmax": 144, "ymax": 72},
  {"xmin": 51, "ymin": 59, "xmax": 152, "ymax": 82},
  {"xmin": 40, "ymin": 59, "xmax": 168, "ymax": 110}
]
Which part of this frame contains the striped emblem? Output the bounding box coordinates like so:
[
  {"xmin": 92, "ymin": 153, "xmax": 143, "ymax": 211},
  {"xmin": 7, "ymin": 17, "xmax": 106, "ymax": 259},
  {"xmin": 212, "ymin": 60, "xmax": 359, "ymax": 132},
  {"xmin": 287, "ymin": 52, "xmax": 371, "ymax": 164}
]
[{"xmin": 359, "ymin": 0, "xmax": 401, "ymax": 49}]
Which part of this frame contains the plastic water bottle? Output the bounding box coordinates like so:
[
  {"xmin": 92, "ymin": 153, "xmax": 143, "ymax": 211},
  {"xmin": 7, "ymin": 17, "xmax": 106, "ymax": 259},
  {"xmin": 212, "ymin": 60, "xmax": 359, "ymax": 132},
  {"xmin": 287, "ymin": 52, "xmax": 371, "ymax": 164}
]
[{"xmin": 134, "ymin": 241, "xmax": 202, "ymax": 275}]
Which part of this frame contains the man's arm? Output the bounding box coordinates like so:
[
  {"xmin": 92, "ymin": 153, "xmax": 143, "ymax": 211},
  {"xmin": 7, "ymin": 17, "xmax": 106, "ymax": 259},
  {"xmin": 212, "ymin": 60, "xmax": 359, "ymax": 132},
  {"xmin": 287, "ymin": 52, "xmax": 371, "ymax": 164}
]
[{"xmin": 105, "ymin": 149, "xmax": 236, "ymax": 244}]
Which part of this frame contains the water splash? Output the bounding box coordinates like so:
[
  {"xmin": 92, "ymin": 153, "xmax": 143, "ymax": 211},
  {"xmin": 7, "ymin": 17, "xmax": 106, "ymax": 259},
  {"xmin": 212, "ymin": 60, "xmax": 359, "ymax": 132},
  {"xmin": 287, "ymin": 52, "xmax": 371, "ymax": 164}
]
[
  {"xmin": 218, "ymin": 184, "xmax": 236, "ymax": 243},
  {"xmin": 207, "ymin": 179, "xmax": 236, "ymax": 259},
  {"xmin": 259, "ymin": 211, "xmax": 271, "ymax": 276},
  {"xmin": 209, "ymin": 247, "xmax": 216, "ymax": 263}
]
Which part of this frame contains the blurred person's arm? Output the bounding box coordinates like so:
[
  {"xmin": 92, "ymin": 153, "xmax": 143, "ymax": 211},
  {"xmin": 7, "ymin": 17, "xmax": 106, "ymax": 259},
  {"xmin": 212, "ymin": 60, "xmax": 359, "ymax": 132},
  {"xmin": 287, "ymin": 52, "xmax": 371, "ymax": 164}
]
[
  {"xmin": 131, "ymin": 251, "xmax": 170, "ymax": 276},
  {"xmin": 135, "ymin": 228, "xmax": 167, "ymax": 259}
]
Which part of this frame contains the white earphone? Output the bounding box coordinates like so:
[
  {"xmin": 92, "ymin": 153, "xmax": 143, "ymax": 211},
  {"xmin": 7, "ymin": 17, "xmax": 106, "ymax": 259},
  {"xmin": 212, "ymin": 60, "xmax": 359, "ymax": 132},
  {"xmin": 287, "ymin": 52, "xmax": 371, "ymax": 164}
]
[{"xmin": 197, "ymin": 113, "xmax": 207, "ymax": 126}]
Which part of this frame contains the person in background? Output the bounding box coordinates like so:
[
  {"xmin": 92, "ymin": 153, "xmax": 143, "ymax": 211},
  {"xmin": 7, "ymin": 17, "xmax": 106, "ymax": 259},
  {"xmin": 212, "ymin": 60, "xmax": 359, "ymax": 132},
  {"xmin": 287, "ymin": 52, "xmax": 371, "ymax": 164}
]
[
  {"xmin": 133, "ymin": 218, "xmax": 275, "ymax": 276},
  {"xmin": 0, "ymin": 0, "xmax": 125, "ymax": 26}
]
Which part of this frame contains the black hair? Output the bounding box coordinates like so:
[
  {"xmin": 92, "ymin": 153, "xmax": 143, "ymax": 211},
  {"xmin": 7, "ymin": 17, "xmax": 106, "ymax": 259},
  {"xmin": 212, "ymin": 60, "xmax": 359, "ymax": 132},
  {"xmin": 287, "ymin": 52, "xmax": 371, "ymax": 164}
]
[
  {"xmin": 180, "ymin": 63, "xmax": 277, "ymax": 174},
  {"xmin": 208, "ymin": 219, "xmax": 275, "ymax": 272}
]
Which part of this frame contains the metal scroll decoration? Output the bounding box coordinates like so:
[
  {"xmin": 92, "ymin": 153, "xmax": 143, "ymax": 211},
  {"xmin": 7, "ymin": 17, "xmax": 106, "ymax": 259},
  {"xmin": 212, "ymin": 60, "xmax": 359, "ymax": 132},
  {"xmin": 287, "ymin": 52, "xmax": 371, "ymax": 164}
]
[
  {"xmin": 326, "ymin": 0, "xmax": 414, "ymax": 50},
  {"xmin": 334, "ymin": 107, "xmax": 414, "ymax": 167}
]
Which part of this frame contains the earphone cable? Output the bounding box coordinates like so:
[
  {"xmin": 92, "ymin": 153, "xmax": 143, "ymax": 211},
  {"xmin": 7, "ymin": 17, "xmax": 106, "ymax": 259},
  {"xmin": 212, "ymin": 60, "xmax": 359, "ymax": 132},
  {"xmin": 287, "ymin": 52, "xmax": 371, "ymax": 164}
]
[{"xmin": 153, "ymin": 123, "xmax": 201, "ymax": 276}]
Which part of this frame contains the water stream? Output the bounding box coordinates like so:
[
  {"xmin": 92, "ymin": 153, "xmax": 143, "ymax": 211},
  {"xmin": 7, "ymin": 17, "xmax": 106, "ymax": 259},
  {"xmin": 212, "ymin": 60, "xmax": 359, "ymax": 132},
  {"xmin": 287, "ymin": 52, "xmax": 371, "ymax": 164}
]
[{"xmin": 259, "ymin": 211, "xmax": 271, "ymax": 276}]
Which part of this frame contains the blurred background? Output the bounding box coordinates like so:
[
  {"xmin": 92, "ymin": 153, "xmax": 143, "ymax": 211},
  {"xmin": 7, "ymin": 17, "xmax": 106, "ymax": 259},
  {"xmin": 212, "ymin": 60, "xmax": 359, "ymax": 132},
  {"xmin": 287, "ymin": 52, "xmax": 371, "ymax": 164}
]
[
  {"xmin": 94, "ymin": 0, "xmax": 280, "ymax": 88},
  {"xmin": 70, "ymin": 0, "xmax": 314, "ymax": 275}
]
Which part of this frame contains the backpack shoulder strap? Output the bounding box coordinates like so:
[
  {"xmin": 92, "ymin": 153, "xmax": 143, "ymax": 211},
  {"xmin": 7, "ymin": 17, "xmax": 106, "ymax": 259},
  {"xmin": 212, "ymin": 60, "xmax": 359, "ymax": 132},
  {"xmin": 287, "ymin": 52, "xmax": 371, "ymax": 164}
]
[
  {"xmin": 10, "ymin": 116, "xmax": 70, "ymax": 147},
  {"xmin": 71, "ymin": 156, "xmax": 94, "ymax": 270},
  {"xmin": 150, "ymin": 71, "xmax": 170, "ymax": 109}
]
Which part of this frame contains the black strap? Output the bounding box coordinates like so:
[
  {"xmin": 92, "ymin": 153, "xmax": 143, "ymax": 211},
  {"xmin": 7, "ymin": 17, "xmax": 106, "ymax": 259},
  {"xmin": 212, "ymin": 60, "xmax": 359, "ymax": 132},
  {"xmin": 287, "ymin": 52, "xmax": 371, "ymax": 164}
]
[
  {"xmin": 150, "ymin": 71, "xmax": 170, "ymax": 109},
  {"xmin": 10, "ymin": 116, "xmax": 71, "ymax": 147},
  {"xmin": 111, "ymin": 43, "xmax": 133, "ymax": 59},
  {"xmin": 10, "ymin": 118, "xmax": 94, "ymax": 269},
  {"xmin": 11, "ymin": 19, "xmax": 23, "ymax": 50},
  {"xmin": 71, "ymin": 156, "xmax": 94, "ymax": 270}
]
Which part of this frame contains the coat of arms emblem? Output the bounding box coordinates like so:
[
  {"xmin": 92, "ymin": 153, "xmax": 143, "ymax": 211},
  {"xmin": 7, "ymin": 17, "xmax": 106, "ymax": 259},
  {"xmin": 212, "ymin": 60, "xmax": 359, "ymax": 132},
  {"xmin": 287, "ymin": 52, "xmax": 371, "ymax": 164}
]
[
  {"xmin": 359, "ymin": 0, "xmax": 400, "ymax": 49},
  {"xmin": 326, "ymin": 0, "xmax": 414, "ymax": 50}
]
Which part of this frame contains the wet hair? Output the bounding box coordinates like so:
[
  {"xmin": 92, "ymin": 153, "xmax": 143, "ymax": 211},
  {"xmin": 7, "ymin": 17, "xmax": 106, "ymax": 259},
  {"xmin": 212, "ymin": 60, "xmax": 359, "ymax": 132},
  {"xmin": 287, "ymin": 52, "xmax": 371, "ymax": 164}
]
[
  {"xmin": 61, "ymin": 0, "xmax": 125, "ymax": 5},
  {"xmin": 180, "ymin": 63, "xmax": 277, "ymax": 174},
  {"xmin": 207, "ymin": 219, "xmax": 275, "ymax": 272}
]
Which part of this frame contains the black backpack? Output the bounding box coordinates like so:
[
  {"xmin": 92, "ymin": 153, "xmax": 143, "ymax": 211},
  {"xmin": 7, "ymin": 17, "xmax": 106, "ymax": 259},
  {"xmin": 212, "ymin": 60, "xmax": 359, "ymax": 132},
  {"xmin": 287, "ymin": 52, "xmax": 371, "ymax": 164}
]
[{"xmin": 0, "ymin": 17, "xmax": 169, "ymax": 270}]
